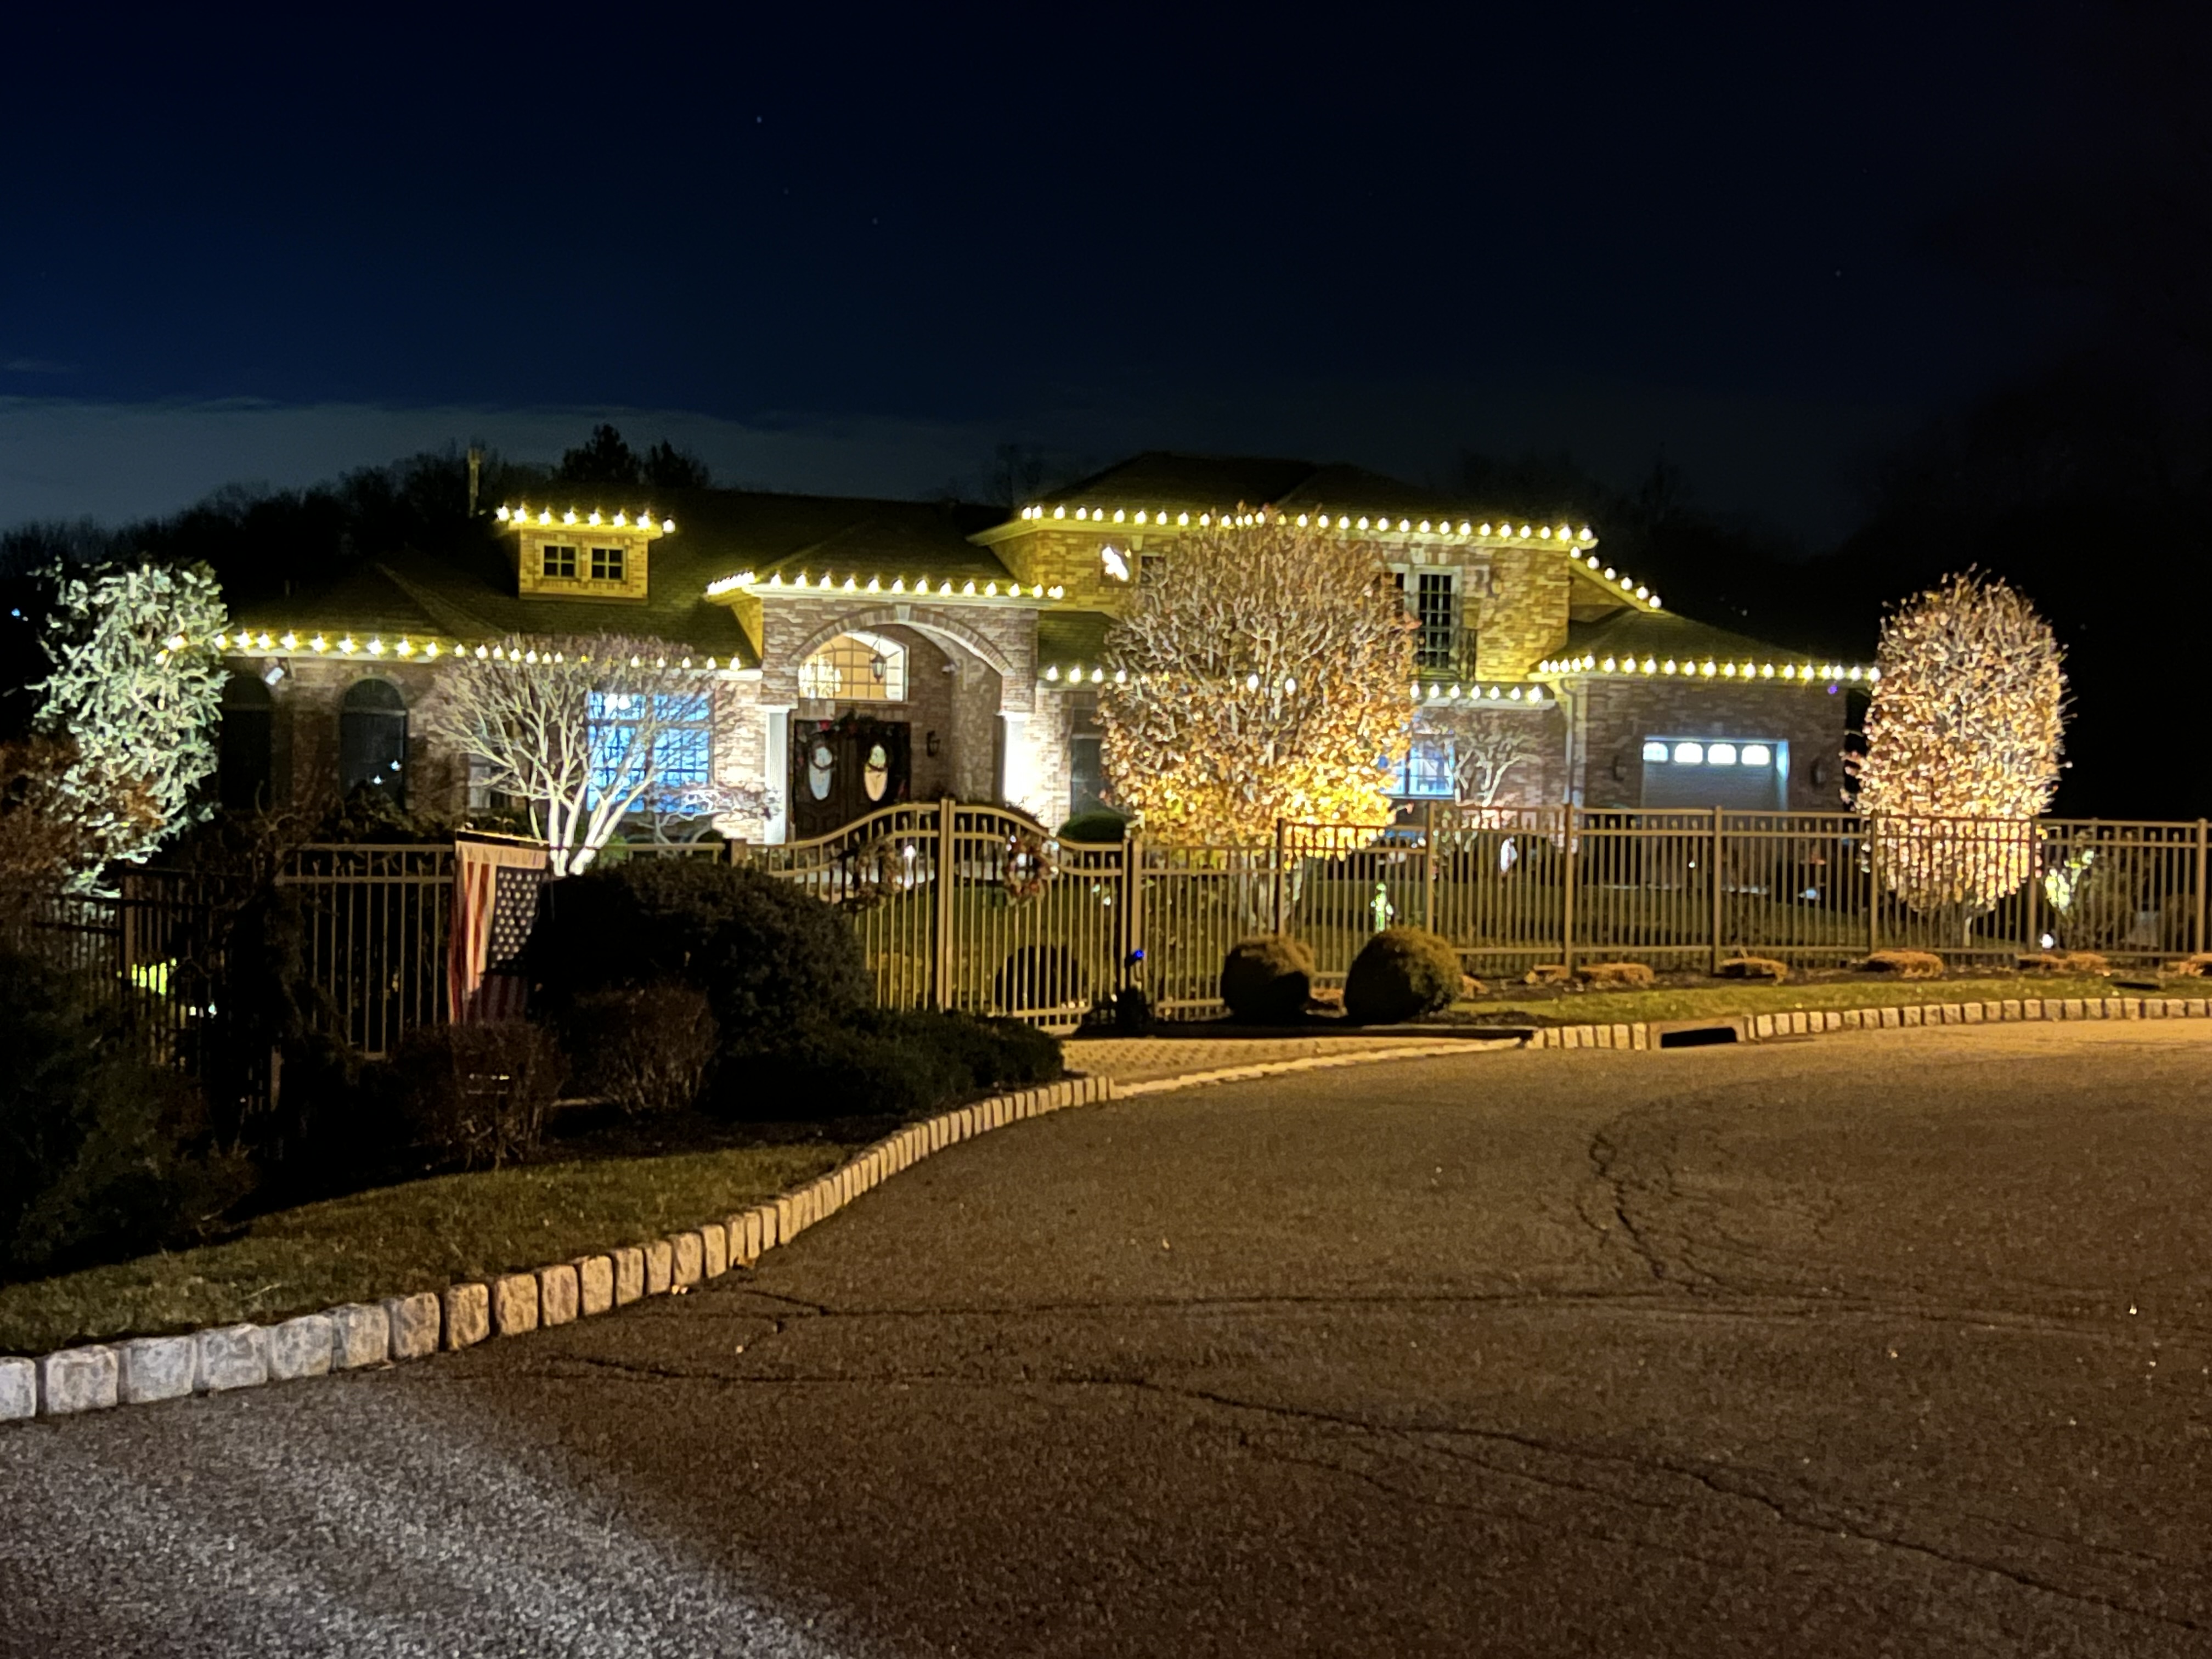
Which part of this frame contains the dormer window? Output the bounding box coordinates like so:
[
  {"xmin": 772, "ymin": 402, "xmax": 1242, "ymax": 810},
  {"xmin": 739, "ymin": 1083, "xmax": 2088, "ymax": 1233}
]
[{"xmin": 501, "ymin": 510, "xmax": 664, "ymax": 600}]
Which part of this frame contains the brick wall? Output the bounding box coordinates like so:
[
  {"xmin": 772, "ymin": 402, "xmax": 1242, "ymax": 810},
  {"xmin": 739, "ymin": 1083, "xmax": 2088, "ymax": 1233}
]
[
  {"xmin": 1572, "ymin": 679, "xmax": 1850, "ymax": 811},
  {"xmin": 1473, "ymin": 546, "xmax": 1571, "ymax": 679},
  {"xmin": 1025, "ymin": 686, "xmax": 1076, "ymax": 826},
  {"xmin": 992, "ymin": 528, "xmax": 1127, "ymax": 611},
  {"xmin": 256, "ymin": 658, "xmax": 458, "ymax": 814}
]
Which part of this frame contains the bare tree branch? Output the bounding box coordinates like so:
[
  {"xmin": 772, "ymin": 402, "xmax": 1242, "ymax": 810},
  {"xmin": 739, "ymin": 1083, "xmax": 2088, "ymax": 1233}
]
[{"xmin": 421, "ymin": 633, "xmax": 765, "ymax": 873}]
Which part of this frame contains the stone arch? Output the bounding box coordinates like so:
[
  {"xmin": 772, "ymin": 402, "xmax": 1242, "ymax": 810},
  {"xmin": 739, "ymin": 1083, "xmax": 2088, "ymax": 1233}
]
[{"xmin": 791, "ymin": 605, "xmax": 1018, "ymax": 690}]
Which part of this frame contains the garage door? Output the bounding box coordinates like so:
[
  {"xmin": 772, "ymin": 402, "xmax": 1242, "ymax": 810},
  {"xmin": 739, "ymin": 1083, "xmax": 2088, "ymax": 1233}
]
[{"xmin": 1639, "ymin": 738, "xmax": 1785, "ymax": 810}]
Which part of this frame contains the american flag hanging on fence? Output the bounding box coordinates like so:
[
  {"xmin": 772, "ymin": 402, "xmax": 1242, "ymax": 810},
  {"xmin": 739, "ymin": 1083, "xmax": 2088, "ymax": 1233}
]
[{"xmin": 448, "ymin": 837, "xmax": 551, "ymax": 1023}]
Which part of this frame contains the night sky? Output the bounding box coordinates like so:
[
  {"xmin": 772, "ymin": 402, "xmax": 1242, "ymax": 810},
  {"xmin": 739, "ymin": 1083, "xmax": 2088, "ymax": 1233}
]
[{"xmin": 0, "ymin": 5, "xmax": 2115, "ymax": 537}]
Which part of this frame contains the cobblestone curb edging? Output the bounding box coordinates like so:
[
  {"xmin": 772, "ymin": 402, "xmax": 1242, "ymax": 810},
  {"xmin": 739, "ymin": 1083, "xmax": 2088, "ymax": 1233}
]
[{"xmin": 1527, "ymin": 991, "xmax": 2212, "ymax": 1052}]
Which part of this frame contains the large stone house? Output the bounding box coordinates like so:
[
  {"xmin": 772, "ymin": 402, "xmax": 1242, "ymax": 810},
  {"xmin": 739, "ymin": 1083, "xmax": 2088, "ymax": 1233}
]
[{"xmin": 213, "ymin": 451, "xmax": 1861, "ymax": 839}]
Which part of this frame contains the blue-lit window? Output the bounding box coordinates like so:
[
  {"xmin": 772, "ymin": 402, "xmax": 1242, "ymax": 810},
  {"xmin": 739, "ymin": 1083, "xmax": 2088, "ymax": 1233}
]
[
  {"xmin": 1396, "ymin": 737, "xmax": 1457, "ymax": 799},
  {"xmin": 588, "ymin": 690, "xmax": 712, "ymax": 806}
]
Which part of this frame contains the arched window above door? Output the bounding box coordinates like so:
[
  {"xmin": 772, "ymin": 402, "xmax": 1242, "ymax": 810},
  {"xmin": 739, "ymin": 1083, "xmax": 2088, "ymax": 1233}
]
[
  {"xmin": 797, "ymin": 631, "xmax": 907, "ymax": 702},
  {"xmin": 340, "ymin": 678, "xmax": 408, "ymax": 805}
]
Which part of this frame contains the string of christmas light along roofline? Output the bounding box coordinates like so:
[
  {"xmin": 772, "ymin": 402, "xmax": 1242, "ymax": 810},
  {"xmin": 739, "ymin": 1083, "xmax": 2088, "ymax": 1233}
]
[
  {"xmin": 1018, "ymin": 504, "xmax": 1663, "ymax": 610},
  {"xmin": 1538, "ymin": 652, "xmax": 1879, "ymax": 684},
  {"xmin": 1039, "ymin": 662, "xmax": 1553, "ymax": 706},
  {"xmin": 204, "ymin": 629, "xmax": 726, "ymax": 672},
  {"xmin": 705, "ymin": 572, "xmax": 1065, "ymax": 600},
  {"xmin": 494, "ymin": 504, "xmax": 676, "ymax": 532}
]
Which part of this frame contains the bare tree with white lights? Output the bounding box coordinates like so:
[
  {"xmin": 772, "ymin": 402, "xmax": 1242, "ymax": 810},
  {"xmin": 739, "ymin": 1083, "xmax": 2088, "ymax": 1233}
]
[
  {"xmin": 424, "ymin": 633, "xmax": 763, "ymax": 874},
  {"xmin": 1452, "ymin": 719, "xmax": 1547, "ymax": 808}
]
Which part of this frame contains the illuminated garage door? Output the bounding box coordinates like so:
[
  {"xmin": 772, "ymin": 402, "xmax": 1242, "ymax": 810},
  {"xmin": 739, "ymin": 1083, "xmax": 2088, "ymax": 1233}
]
[{"xmin": 1639, "ymin": 738, "xmax": 1787, "ymax": 810}]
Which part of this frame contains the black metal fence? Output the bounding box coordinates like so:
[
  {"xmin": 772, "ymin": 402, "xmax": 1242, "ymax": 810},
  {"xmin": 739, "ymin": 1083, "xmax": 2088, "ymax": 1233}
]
[{"xmin": 14, "ymin": 810, "xmax": 2207, "ymax": 1065}]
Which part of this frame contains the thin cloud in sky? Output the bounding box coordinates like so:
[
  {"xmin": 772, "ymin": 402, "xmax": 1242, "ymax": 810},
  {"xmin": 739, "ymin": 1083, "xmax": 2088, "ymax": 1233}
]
[{"xmin": 0, "ymin": 386, "xmax": 1915, "ymax": 541}]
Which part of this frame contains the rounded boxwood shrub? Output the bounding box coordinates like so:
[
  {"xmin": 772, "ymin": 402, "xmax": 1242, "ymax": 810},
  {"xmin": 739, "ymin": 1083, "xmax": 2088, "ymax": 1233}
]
[
  {"xmin": 1058, "ymin": 808, "xmax": 1128, "ymax": 843},
  {"xmin": 1220, "ymin": 935, "xmax": 1316, "ymax": 1024},
  {"xmin": 1343, "ymin": 927, "xmax": 1463, "ymax": 1025},
  {"xmin": 529, "ymin": 858, "xmax": 870, "ymax": 1041}
]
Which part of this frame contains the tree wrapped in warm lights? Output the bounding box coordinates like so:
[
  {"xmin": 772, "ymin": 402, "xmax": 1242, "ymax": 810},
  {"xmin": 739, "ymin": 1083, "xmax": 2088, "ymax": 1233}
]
[
  {"xmin": 33, "ymin": 560, "xmax": 228, "ymax": 888},
  {"xmin": 424, "ymin": 633, "xmax": 765, "ymax": 874},
  {"xmin": 1854, "ymin": 573, "xmax": 2065, "ymax": 916},
  {"xmin": 1099, "ymin": 512, "xmax": 1414, "ymax": 844}
]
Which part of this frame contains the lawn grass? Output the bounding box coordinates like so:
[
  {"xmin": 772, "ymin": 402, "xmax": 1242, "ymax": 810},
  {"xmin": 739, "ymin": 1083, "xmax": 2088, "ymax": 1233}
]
[
  {"xmin": 1458, "ymin": 973, "xmax": 2154, "ymax": 1029},
  {"xmin": 0, "ymin": 1141, "xmax": 850, "ymax": 1359}
]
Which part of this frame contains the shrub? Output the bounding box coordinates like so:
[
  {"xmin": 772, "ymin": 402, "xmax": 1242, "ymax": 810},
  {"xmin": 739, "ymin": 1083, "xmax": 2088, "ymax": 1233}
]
[
  {"xmin": 390, "ymin": 1022, "xmax": 567, "ymax": 1170},
  {"xmin": 1576, "ymin": 961, "xmax": 1655, "ymax": 989},
  {"xmin": 563, "ymin": 984, "xmax": 717, "ymax": 1116},
  {"xmin": 0, "ymin": 950, "xmax": 252, "ymax": 1279},
  {"xmin": 1852, "ymin": 949, "xmax": 1945, "ymax": 979},
  {"xmin": 1523, "ymin": 964, "xmax": 1572, "ymax": 985},
  {"xmin": 1220, "ymin": 935, "xmax": 1316, "ymax": 1024},
  {"xmin": 1344, "ymin": 927, "xmax": 1463, "ymax": 1024},
  {"xmin": 2165, "ymin": 953, "xmax": 2212, "ymax": 978},
  {"xmin": 715, "ymin": 1010, "xmax": 1062, "ymax": 1122},
  {"xmin": 530, "ymin": 858, "xmax": 870, "ymax": 1040},
  {"xmin": 1714, "ymin": 956, "xmax": 1790, "ymax": 983},
  {"xmin": 1058, "ymin": 809, "xmax": 1128, "ymax": 843},
  {"xmin": 992, "ymin": 944, "xmax": 1087, "ymax": 1015}
]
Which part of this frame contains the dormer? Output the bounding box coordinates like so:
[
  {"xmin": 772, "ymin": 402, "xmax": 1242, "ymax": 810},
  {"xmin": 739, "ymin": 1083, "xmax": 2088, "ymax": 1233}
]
[{"xmin": 494, "ymin": 501, "xmax": 673, "ymax": 601}]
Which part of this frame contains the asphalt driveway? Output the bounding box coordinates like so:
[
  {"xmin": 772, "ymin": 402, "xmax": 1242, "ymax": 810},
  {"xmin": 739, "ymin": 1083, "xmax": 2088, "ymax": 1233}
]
[{"xmin": 4, "ymin": 1021, "xmax": 2210, "ymax": 1657}]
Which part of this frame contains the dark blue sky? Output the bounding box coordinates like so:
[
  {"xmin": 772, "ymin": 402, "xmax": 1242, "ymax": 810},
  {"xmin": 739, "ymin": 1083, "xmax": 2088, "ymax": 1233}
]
[{"xmin": 0, "ymin": 3, "xmax": 2088, "ymax": 537}]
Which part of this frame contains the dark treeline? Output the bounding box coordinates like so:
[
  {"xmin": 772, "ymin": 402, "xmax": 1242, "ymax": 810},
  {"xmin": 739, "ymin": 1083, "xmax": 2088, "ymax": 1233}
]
[{"xmin": 0, "ymin": 427, "xmax": 714, "ymax": 738}]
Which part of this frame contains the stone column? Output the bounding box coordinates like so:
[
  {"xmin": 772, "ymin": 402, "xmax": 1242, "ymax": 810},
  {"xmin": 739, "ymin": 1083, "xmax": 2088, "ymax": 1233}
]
[{"xmin": 762, "ymin": 706, "xmax": 791, "ymax": 842}]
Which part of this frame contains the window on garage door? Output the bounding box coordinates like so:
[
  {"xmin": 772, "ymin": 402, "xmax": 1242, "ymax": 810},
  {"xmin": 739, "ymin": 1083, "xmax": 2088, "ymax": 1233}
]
[{"xmin": 1638, "ymin": 737, "xmax": 1786, "ymax": 809}]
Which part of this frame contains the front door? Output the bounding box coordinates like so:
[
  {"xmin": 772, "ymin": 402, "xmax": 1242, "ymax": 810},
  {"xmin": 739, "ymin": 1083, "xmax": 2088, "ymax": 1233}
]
[{"xmin": 790, "ymin": 717, "xmax": 912, "ymax": 838}]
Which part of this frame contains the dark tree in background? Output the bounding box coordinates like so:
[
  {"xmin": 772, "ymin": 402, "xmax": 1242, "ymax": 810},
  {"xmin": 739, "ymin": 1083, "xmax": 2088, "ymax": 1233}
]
[{"xmin": 554, "ymin": 425, "xmax": 712, "ymax": 491}]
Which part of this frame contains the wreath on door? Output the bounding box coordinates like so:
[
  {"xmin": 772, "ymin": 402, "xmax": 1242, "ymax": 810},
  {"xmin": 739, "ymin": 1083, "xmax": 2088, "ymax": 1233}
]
[
  {"xmin": 839, "ymin": 832, "xmax": 910, "ymax": 911},
  {"xmin": 1003, "ymin": 828, "xmax": 1058, "ymax": 902}
]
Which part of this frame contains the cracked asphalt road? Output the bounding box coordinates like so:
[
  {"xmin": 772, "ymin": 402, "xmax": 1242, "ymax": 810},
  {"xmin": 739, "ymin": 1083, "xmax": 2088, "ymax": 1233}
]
[{"xmin": 4, "ymin": 1021, "xmax": 2211, "ymax": 1657}]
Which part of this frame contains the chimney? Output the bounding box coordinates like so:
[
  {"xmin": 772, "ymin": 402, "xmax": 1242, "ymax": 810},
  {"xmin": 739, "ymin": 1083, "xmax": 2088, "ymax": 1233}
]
[{"xmin": 466, "ymin": 446, "xmax": 484, "ymax": 516}]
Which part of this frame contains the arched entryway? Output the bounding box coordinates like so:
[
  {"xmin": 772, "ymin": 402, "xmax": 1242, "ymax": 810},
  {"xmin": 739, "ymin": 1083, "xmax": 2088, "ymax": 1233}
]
[{"xmin": 786, "ymin": 617, "xmax": 1007, "ymax": 837}]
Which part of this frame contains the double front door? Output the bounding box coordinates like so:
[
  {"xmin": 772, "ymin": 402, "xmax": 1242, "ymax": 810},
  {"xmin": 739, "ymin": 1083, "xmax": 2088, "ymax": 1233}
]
[{"xmin": 790, "ymin": 717, "xmax": 913, "ymax": 839}]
